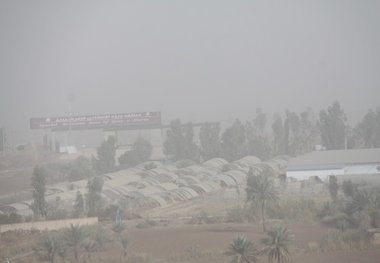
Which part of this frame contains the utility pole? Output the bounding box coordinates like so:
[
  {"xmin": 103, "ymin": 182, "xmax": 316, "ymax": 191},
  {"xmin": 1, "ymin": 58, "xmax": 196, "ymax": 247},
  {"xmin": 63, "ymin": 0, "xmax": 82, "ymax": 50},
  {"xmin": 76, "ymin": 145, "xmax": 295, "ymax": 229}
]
[{"xmin": 2, "ymin": 127, "xmax": 5, "ymax": 157}]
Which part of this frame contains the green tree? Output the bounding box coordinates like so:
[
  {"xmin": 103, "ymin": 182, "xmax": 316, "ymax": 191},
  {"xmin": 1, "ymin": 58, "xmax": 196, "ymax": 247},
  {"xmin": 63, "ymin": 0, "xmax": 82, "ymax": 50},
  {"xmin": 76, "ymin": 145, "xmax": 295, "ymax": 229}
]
[
  {"xmin": 119, "ymin": 136, "xmax": 153, "ymax": 167},
  {"xmin": 93, "ymin": 136, "xmax": 117, "ymax": 174},
  {"xmin": 0, "ymin": 127, "xmax": 6, "ymax": 152},
  {"xmin": 184, "ymin": 122, "xmax": 198, "ymax": 160},
  {"xmin": 163, "ymin": 119, "xmax": 197, "ymax": 161},
  {"xmin": 329, "ymin": 175, "xmax": 338, "ymax": 201},
  {"xmin": 284, "ymin": 110, "xmax": 302, "ymax": 156},
  {"xmin": 37, "ymin": 234, "xmax": 60, "ymax": 263},
  {"xmin": 57, "ymin": 245, "xmax": 69, "ymax": 263},
  {"xmin": 85, "ymin": 176, "xmax": 104, "ymax": 217},
  {"xmin": 73, "ymin": 191, "xmax": 84, "ymax": 218},
  {"xmin": 224, "ymin": 235, "xmax": 258, "ymax": 263},
  {"xmin": 342, "ymin": 180, "xmax": 357, "ymax": 198},
  {"xmin": 319, "ymin": 101, "xmax": 347, "ymax": 150},
  {"xmin": 254, "ymin": 108, "xmax": 267, "ymax": 135},
  {"xmin": 245, "ymin": 121, "xmax": 271, "ymax": 161},
  {"xmin": 63, "ymin": 224, "xmax": 87, "ymax": 260},
  {"xmin": 261, "ymin": 225, "xmax": 296, "ymax": 263},
  {"xmin": 354, "ymin": 108, "xmax": 380, "ymax": 148},
  {"xmin": 112, "ymin": 222, "xmax": 126, "ymax": 236},
  {"xmin": 299, "ymin": 107, "xmax": 319, "ymax": 154},
  {"xmin": 82, "ymin": 241, "xmax": 97, "ymax": 262},
  {"xmin": 132, "ymin": 135, "xmax": 153, "ymax": 162},
  {"xmin": 118, "ymin": 236, "xmax": 133, "ymax": 263},
  {"xmin": 90, "ymin": 225, "xmax": 109, "ymax": 251},
  {"xmin": 221, "ymin": 119, "xmax": 246, "ymax": 162},
  {"xmin": 31, "ymin": 165, "xmax": 48, "ymax": 218},
  {"xmin": 271, "ymin": 114, "xmax": 284, "ymax": 156},
  {"xmin": 199, "ymin": 122, "xmax": 222, "ymax": 161},
  {"xmin": 246, "ymin": 172, "xmax": 279, "ymax": 232},
  {"xmin": 68, "ymin": 156, "xmax": 95, "ymax": 181},
  {"xmin": 348, "ymin": 188, "xmax": 380, "ymax": 228}
]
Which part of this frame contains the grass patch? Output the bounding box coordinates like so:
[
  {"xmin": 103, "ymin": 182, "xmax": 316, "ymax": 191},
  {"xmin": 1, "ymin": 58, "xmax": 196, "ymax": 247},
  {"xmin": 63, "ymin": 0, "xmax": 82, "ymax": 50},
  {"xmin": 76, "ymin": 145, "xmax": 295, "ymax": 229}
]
[{"xmin": 321, "ymin": 228, "xmax": 374, "ymax": 252}]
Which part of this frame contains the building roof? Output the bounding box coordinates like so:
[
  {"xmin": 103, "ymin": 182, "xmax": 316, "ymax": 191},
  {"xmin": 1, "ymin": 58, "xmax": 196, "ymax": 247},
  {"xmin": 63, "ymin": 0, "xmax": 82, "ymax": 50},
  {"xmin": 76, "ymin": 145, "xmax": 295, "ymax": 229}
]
[{"xmin": 288, "ymin": 148, "xmax": 380, "ymax": 167}]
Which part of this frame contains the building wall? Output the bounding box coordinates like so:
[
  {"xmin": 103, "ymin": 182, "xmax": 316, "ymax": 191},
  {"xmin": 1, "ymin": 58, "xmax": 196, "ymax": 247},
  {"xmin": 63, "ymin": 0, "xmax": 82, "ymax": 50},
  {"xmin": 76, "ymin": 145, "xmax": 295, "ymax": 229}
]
[
  {"xmin": 0, "ymin": 217, "xmax": 98, "ymax": 233},
  {"xmin": 286, "ymin": 169, "xmax": 344, "ymax": 181},
  {"xmin": 344, "ymin": 164, "xmax": 380, "ymax": 175}
]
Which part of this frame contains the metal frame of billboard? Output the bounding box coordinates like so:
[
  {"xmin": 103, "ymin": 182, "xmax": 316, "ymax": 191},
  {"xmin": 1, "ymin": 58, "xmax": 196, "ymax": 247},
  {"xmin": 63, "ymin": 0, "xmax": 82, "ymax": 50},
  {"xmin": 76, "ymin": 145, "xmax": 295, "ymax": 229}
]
[{"xmin": 30, "ymin": 111, "xmax": 161, "ymax": 131}]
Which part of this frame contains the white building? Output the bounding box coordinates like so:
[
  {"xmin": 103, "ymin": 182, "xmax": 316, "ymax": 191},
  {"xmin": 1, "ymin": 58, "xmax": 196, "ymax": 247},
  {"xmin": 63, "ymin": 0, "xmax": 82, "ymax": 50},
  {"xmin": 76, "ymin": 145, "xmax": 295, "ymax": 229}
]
[{"xmin": 286, "ymin": 148, "xmax": 380, "ymax": 181}]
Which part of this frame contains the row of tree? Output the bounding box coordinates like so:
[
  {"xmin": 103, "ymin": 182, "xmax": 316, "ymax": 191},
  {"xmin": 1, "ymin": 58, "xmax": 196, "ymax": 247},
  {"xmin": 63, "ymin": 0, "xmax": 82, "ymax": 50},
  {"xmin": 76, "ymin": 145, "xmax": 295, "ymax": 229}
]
[
  {"xmin": 36, "ymin": 222, "xmax": 132, "ymax": 263},
  {"xmin": 164, "ymin": 101, "xmax": 380, "ymax": 163}
]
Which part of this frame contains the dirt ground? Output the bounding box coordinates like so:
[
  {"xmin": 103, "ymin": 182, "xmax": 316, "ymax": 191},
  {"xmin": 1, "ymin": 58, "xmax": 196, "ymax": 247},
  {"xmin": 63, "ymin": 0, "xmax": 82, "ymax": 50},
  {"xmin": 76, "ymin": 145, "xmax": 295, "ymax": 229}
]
[{"xmin": 104, "ymin": 221, "xmax": 380, "ymax": 263}]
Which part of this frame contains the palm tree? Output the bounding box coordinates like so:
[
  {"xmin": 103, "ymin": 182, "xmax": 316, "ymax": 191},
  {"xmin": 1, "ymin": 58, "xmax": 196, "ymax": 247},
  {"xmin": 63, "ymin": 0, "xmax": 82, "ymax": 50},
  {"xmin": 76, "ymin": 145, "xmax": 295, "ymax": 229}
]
[
  {"xmin": 38, "ymin": 235, "xmax": 60, "ymax": 263},
  {"xmin": 261, "ymin": 225, "xmax": 296, "ymax": 263},
  {"xmin": 118, "ymin": 236, "xmax": 133, "ymax": 263},
  {"xmin": 246, "ymin": 173, "xmax": 279, "ymax": 231},
  {"xmin": 112, "ymin": 222, "xmax": 126, "ymax": 236},
  {"xmin": 92, "ymin": 226, "xmax": 109, "ymax": 251},
  {"xmin": 81, "ymin": 241, "xmax": 98, "ymax": 262},
  {"xmin": 57, "ymin": 245, "xmax": 69, "ymax": 263},
  {"xmin": 224, "ymin": 235, "xmax": 258, "ymax": 263},
  {"xmin": 348, "ymin": 188, "xmax": 380, "ymax": 228},
  {"xmin": 63, "ymin": 224, "xmax": 87, "ymax": 260}
]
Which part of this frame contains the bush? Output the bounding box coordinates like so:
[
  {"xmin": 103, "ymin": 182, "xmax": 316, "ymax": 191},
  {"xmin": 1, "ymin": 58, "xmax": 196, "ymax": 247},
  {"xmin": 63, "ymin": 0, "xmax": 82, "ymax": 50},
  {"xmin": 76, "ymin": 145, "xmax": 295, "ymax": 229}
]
[
  {"xmin": 225, "ymin": 205, "xmax": 256, "ymax": 223},
  {"xmin": 144, "ymin": 162, "xmax": 157, "ymax": 171},
  {"xmin": 175, "ymin": 159, "xmax": 196, "ymax": 169},
  {"xmin": 320, "ymin": 213, "xmax": 349, "ymax": 228},
  {"xmin": 8, "ymin": 212, "xmax": 23, "ymax": 223},
  {"xmin": 0, "ymin": 213, "xmax": 23, "ymax": 224},
  {"xmin": 266, "ymin": 197, "xmax": 317, "ymax": 223},
  {"xmin": 0, "ymin": 214, "xmax": 9, "ymax": 224},
  {"xmin": 98, "ymin": 204, "xmax": 121, "ymax": 222},
  {"xmin": 342, "ymin": 180, "xmax": 357, "ymax": 197},
  {"xmin": 318, "ymin": 201, "xmax": 340, "ymax": 218},
  {"xmin": 47, "ymin": 209, "xmax": 69, "ymax": 220},
  {"xmin": 136, "ymin": 217, "xmax": 158, "ymax": 229},
  {"xmin": 321, "ymin": 228, "xmax": 374, "ymax": 252}
]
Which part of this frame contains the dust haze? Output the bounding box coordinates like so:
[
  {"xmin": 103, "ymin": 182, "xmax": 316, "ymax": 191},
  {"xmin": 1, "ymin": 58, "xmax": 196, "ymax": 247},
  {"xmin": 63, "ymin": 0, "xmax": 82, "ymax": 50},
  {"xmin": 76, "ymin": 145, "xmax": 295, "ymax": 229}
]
[{"xmin": 1, "ymin": 1, "xmax": 379, "ymax": 140}]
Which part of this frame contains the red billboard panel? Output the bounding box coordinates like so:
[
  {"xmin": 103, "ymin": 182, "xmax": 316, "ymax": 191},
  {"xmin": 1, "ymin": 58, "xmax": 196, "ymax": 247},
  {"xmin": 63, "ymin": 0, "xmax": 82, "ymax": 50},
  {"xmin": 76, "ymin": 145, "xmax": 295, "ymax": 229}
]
[{"xmin": 30, "ymin": 111, "xmax": 161, "ymax": 130}]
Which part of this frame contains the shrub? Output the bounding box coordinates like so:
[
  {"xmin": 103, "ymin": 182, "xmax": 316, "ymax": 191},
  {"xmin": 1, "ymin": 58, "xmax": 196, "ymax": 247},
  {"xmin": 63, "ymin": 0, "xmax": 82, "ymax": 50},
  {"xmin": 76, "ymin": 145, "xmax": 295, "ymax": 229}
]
[
  {"xmin": 266, "ymin": 197, "xmax": 317, "ymax": 223},
  {"xmin": 321, "ymin": 228, "xmax": 374, "ymax": 252},
  {"xmin": 98, "ymin": 204, "xmax": 121, "ymax": 222},
  {"xmin": 198, "ymin": 210, "xmax": 209, "ymax": 224},
  {"xmin": 144, "ymin": 162, "xmax": 157, "ymax": 171},
  {"xmin": 136, "ymin": 217, "xmax": 158, "ymax": 229},
  {"xmin": 8, "ymin": 212, "xmax": 22, "ymax": 223},
  {"xmin": 47, "ymin": 209, "xmax": 69, "ymax": 220},
  {"xmin": 320, "ymin": 213, "xmax": 349, "ymax": 228},
  {"xmin": 226, "ymin": 205, "xmax": 256, "ymax": 223},
  {"xmin": 342, "ymin": 180, "xmax": 357, "ymax": 197},
  {"xmin": 329, "ymin": 175, "xmax": 338, "ymax": 200},
  {"xmin": 318, "ymin": 201, "xmax": 340, "ymax": 218},
  {"xmin": 187, "ymin": 216, "xmax": 198, "ymax": 225},
  {"xmin": 0, "ymin": 213, "xmax": 23, "ymax": 224},
  {"xmin": 175, "ymin": 159, "xmax": 196, "ymax": 169}
]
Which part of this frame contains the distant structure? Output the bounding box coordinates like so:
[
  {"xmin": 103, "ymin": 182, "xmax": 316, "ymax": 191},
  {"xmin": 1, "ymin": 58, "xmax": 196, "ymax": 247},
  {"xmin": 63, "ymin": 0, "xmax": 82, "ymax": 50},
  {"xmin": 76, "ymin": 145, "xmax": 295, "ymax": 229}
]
[
  {"xmin": 30, "ymin": 111, "xmax": 162, "ymax": 152},
  {"xmin": 30, "ymin": 111, "xmax": 219, "ymax": 154},
  {"xmin": 286, "ymin": 148, "xmax": 380, "ymax": 181}
]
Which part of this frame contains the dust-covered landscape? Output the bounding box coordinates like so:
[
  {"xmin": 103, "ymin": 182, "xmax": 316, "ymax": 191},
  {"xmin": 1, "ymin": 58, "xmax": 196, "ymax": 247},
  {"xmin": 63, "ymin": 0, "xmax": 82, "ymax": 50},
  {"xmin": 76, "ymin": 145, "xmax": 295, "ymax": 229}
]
[{"xmin": 1, "ymin": 1, "xmax": 380, "ymax": 263}]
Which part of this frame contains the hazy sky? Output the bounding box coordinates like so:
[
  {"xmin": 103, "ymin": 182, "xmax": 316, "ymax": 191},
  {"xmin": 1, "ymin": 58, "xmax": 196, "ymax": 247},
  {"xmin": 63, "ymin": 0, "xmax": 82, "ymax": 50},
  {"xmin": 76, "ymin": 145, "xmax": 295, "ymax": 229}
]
[{"xmin": 1, "ymin": 1, "xmax": 379, "ymax": 140}]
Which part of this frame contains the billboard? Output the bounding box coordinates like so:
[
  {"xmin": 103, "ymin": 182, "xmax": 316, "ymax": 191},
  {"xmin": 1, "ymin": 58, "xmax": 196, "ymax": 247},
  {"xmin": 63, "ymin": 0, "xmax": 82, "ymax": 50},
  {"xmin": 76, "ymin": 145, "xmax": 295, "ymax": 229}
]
[{"xmin": 30, "ymin": 111, "xmax": 161, "ymax": 130}]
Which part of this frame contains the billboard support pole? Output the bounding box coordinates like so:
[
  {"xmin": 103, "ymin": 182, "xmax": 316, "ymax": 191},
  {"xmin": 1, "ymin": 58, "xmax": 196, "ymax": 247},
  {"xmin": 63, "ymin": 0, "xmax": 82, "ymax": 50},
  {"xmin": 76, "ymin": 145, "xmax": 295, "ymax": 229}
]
[{"xmin": 51, "ymin": 131, "xmax": 56, "ymax": 152}]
